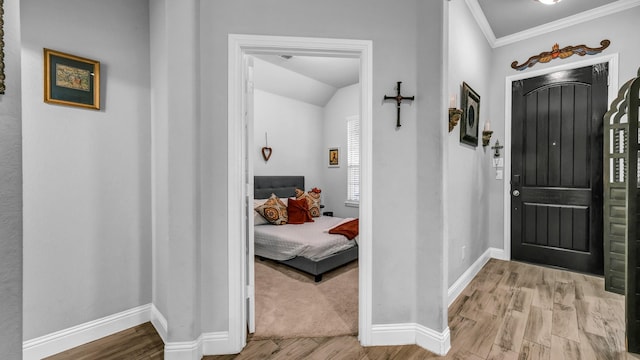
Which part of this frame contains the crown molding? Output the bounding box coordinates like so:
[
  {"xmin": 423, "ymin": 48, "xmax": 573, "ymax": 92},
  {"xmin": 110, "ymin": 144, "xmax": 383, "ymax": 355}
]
[
  {"xmin": 464, "ymin": 0, "xmax": 496, "ymax": 47},
  {"xmin": 466, "ymin": 0, "xmax": 640, "ymax": 48}
]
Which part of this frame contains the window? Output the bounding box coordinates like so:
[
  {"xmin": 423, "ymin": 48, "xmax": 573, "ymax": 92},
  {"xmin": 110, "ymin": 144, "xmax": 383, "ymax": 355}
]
[{"xmin": 346, "ymin": 115, "xmax": 360, "ymax": 207}]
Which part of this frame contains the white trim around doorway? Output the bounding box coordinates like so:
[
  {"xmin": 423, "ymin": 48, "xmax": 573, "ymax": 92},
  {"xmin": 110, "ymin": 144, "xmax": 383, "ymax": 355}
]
[
  {"xmin": 502, "ymin": 53, "xmax": 619, "ymax": 260},
  {"xmin": 227, "ymin": 34, "xmax": 373, "ymax": 354}
]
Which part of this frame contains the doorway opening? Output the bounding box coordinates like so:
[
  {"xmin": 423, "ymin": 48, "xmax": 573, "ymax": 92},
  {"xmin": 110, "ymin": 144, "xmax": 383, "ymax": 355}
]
[
  {"xmin": 227, "ymin": 34, "xmax": 373, "ymax": 351},
  {"xmin": 250, "ymin": 53, "xmax": 360, "ymax": 339}
]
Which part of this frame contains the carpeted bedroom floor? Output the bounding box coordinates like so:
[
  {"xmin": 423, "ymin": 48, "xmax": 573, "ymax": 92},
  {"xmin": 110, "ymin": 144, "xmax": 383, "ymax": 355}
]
[{"xmin": 253, "ymin": 258, "xmax": 359, "ymax": 340}]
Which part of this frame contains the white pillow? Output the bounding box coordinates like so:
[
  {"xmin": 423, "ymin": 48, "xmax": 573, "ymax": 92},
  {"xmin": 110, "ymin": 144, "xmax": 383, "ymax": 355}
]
[{"xmin": 253, "ymin": 197, "xmax": 288, "ymax": 225}]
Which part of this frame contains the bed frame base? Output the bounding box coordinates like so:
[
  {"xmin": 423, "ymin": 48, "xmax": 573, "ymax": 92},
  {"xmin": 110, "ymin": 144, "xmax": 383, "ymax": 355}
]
[{"xmin": 260, "ymin": 245, "xmax": 358, "ymax": 282}]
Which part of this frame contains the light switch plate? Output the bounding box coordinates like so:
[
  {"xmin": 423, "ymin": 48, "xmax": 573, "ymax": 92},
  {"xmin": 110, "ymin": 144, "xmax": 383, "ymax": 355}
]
[
  {"xmin": 492, "ymin": 158, "xmax": 504, "ymax": 168},
  {"xmin": 496, "ymin": 169, "xmax": 503, "ymax": 180}
]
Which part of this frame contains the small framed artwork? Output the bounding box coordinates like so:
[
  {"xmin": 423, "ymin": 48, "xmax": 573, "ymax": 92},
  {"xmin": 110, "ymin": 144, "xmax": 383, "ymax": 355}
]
[
  {"xmin": 460, "ymin": 82, "xmax": 480, "ymax": 147},
  {"xmin": 328, "ymin": 147, "xmax": 340, "ymax": 168},
  {"xmin": 44, "ymin": 48, "xmax": 100, "ymax": 110}
]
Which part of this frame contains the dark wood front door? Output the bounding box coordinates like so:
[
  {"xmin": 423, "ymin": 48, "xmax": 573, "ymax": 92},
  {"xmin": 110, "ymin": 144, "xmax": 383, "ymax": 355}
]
[{"xmin": 511, "ymin": 64, "xmax": 608, "ymax": 275}]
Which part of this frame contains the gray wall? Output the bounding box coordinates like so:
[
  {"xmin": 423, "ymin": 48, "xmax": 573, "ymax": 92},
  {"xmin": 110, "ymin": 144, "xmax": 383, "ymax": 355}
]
[
  {"xmin": 150, "ymin": 0, "xmax": 202, "ymax": 343},
  {"xmin": 253, "ymin": 89, "xmax": 325, "ymax": 188},
  {"xmin": 322, "ymin": 84, "xmax": 359, "ymax": 219},
  {"xmin": 415, "ymin": 0, "xmax": 448, "ymax": 331},
  {"xmin": 447, "ymin": 0, "xmax": 494, "ymax": 286},
  {"xmin": 21, "ymin": 0, "xmax": 152, "ymax": 340},
  {"xmin": 488, "ymin": 6, "xmax": 640, "ymax": 254},
  {"xmin": 0, "ymin": 0, "xmax": 22, "ymax": 357},
  {"xmin": 198, "ymin": 0, "xmax": 447, "ymax": 333}
]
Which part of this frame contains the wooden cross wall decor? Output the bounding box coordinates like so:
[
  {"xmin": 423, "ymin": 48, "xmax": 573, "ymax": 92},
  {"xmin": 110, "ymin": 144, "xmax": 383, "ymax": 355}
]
[{"xmin": 384, "ymin": 81, "xmax": 415, "ymax": 127}]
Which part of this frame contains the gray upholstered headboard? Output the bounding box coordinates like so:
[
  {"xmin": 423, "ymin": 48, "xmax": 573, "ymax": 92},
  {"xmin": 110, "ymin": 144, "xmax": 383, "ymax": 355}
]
[{"xmin": 254, "ymin": 176, "xmax": 304, "ymax": 199}]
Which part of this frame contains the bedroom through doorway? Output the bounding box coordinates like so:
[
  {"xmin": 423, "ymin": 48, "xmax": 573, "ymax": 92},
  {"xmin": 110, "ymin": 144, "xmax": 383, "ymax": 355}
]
[
  {"xmin": 228, "ymin": 34, "xmax": 373, "ymax": 349},
  {"xmin": 249, "ymin": 53, "xmax": 361, "ymax": 339}
]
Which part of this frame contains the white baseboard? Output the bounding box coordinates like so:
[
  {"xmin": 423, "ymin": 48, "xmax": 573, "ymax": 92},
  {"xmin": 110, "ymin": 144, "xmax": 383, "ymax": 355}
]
[
  {"xmin": 165, "ymin": 337, "xmax": 202, "ymax": 360},
  {"xmin": 163, "ymin": 331, "xmax": 236, "ymax": 359},
  {"xmin": 448, "ymin": 247, "xmax": 505, "ymax": 306},
  {"xmin": 370, "ymin": 323, "xmax": 416, "ymax": 346},
  {"xmin": 22, "ymin": 302, "xmax": 239, "ymax": 360},
  {"xmin": 202, "ymin": 331, "xmax": 236, "ymax": 355},
  {"xmin": 490, "ymin": 247, "xmax": 507, "ymax": 260},
  {"xmin": 150, "ymin": 304, "xmax": 168, "ymax": 343},
  {"xmin": 371, "ymin": 323, "xmax": 450, "ymax": 356},
  {"xmin": 22, "ymin": 304, "xmax": 151, "ymax": 360},
  {"xmin": 416, "ymin": 324, "xmax": 451, "ymax": 356}
]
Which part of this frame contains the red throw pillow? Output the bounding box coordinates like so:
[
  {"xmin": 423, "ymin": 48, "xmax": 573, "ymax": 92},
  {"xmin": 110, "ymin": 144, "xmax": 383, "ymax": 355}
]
[{"xmin": 287, "ymin": 198, "xmax": 314, "ymax": 224}]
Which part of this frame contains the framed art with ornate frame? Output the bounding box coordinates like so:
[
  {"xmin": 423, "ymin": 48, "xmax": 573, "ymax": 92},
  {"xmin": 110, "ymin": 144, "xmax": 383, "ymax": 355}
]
[{"xmin": 44, "ymin": 48, "xmax": 100, "ymax": 110}]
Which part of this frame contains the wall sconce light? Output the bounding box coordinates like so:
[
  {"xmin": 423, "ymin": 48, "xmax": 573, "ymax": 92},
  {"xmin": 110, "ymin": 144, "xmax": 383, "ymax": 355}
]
[
  {"xmin": 482, "ymin": 121, "xmax": 493, "ymax": 146},
  {"xmin": 491, "ymin": 139, "xmax": 503, "ymax": 157},
  {"xmin": 448, "ymin": 95, "xmax": 462, "ymax": 132}
]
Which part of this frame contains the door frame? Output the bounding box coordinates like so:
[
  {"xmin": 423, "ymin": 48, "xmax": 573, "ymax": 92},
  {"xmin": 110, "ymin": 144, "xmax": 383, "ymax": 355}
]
[
  {"xmin": 228, "ymin": 34, "xmax": 373, "ymax": 351},
  {"xmin": 502, "ymin": 53, "xmax": 619, "ymax": 260}
]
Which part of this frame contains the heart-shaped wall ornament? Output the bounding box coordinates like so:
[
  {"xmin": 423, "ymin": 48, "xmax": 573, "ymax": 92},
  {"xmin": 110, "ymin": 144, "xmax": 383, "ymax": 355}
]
[{"xmin": 261, "ymin": 147, "xmax": 272, "ymax": 161}]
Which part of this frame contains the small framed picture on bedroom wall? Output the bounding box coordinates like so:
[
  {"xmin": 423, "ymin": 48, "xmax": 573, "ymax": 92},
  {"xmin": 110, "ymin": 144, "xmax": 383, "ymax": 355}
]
[{"xmin": 328, "ymin": 147, "xmax": 340, "ymax": 168}]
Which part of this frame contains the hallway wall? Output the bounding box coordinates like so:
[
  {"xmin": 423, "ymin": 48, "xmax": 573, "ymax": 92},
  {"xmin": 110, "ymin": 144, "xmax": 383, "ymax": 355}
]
[
  {"xmin": 0, "ymin": 0, "xmax": 23, "ymax": 356},
  {"xmin": 447, "ymin": 0, "xmax": 494, "ymax": 287},
  {"xmin": 21, "ymin": 0, "xmax": 152, "ymax": 340}
]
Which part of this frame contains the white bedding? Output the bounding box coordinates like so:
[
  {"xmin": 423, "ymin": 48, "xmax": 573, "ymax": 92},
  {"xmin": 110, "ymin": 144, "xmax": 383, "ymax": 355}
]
[{"xmin": 254, "ymin": 216, "xmax": 357, "ymax": 262}]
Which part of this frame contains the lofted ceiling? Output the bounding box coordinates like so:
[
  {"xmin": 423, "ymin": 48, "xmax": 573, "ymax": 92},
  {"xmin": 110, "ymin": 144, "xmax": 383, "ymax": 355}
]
[
  {"xmin": 252, "ymin": 55, "xmax": 359, "ymax": 107},
  {"xmin": 254, "ymin": 54, "xmax": 359, "ymax": 89},
  {"xmin": 469, "ymin": 0, "xmax": 640, "ymax": 47}
]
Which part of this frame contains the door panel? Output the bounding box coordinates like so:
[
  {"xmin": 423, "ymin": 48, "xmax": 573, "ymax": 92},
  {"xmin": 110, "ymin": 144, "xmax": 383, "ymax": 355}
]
[{"xmin": 512, "ymin": 64, "xmax": 608, "ymax": 275}]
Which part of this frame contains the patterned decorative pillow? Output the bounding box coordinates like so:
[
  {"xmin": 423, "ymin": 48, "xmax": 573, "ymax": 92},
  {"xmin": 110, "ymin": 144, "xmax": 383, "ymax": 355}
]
[
  {"xmin": 255, "ymin": 194, "xmax": 288, "ymax": 225},
  {"xmin": 254, "ymin": 198, "xmax": 289, "ymax": 225},
  {"xmin": 295, "ymin": 188, "xmax": 321, "ymax": 217}
]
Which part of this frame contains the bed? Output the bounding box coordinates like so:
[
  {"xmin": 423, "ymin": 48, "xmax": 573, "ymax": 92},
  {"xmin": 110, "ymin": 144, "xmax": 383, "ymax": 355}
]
[{"xmin": 254, "ymin": 175, "xmax": 358, "ymax": 282}]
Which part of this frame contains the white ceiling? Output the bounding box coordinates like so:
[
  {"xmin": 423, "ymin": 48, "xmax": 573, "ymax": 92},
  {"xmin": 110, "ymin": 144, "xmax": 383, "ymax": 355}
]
[
  {"xmin": 254, "ymin": 54, "xmax": 359, "ymax": 89},
  {"xmin": 253, "ymin": 56, "xmax": 341, "ymax": 107},
  {"xmin": 469, "ymin": 0, "xmax": 640, "ymax": 47},
  {"xmin": 479, "ymin": 0, "xmax": 618, "ymax": 38}
]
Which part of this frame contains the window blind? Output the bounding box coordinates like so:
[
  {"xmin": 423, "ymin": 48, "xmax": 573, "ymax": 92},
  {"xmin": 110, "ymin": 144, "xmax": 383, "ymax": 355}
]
[{"xmin": 347, "ymin": 116, "xmax": 360, "ymax": 203}]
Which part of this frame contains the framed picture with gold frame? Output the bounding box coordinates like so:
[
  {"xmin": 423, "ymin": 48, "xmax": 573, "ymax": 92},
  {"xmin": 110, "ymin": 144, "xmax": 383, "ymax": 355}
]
[
  {"xmin": 328, "ymin": 147, "xmax": 340, "ymax": 168},
  {"xmin": 44, "ymin": 48, "xmax": 100, "ymax": 110}
]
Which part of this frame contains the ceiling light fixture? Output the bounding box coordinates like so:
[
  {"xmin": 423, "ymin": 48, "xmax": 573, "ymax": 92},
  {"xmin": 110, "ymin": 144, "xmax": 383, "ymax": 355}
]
[{"xmin": 536, "ymin": 0, "xmax": 562, "ymax": 5}]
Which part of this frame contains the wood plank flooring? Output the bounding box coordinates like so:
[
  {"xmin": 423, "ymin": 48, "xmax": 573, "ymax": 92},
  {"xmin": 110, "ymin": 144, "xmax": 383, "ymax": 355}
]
[
  {"xmin": 45, "ymin": 321, "xmax": 163, "ymax": 360},
  {"xmin": 47, "ymin": 259, "xmax": 640, "ymax": 359},
  {"xmin": 446, "ymin": 259, "xmax": 632, "ymax": 360}
]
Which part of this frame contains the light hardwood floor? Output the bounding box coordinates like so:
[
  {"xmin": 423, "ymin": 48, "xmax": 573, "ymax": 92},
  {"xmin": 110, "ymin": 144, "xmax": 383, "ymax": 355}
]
[{"xmin": 47, "ymin": 259, "xmax": 640, "ymax": 359}]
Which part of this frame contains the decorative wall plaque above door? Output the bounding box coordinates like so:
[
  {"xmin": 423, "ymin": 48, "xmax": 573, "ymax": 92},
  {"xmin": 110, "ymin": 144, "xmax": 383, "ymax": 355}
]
[{"xmin": 511, "ymin": 39, "xmax": 610, "ymax": 71}]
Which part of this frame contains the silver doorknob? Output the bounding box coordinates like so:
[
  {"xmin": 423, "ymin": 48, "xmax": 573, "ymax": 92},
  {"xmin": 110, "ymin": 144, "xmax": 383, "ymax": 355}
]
[{"xmin": 512, "ymin": 190, "xmax": 520, "ymax": 197}]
